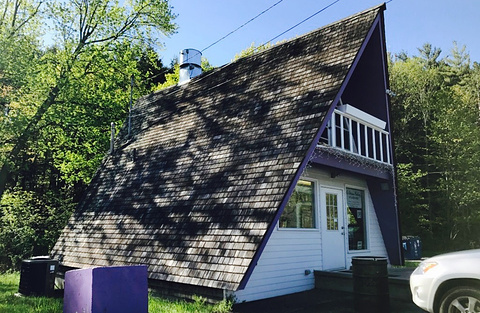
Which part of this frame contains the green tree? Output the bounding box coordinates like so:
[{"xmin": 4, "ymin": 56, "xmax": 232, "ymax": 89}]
[
  {"xmin": 396, "ymin": 163, "xmax": 429, "ymax": 236},
  {"xmin": 443, "ymin": 42, "xmax": 471, "ymax": 86},
  {"xmin": 390, "ymin": 54, "xmax": 450, "ymax": 245},
  {"xmin": 0, "ymin": 1, "xmax": 176, "ymax": 266},
  {"xmin": 0, "ymin": 0, "xmax": 44, "ymax": 192},
  {"xmin": 432, "ymin": 52, "xmax": 480, "ymax": 247},
  {"xmin": 390, "ymin": 43, "xmax": 480, "ymax": 250},
  {"xmin": 232, "ymin": 42, "xmax": 272, "ymax": 61},
  {"xmin": 417, "ymin": 43, "xmax": 443, "ymax": 68},
  {"xmin": 0, "ymin": 0, "xmax": 177, "ymax": 200},
  {"xmin": 0, "ymin": 188, "xmax": 75, "ymax": 268}
]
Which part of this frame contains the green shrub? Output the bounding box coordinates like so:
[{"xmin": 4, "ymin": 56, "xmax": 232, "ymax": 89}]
[{"xmin": 0, "ymin": 189, "xmax": 75, "ymax": 269}]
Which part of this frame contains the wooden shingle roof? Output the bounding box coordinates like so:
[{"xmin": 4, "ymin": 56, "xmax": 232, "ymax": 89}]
[{"xmin": 52, "ymin": 5, "xmax": 385, "ymax": 291}]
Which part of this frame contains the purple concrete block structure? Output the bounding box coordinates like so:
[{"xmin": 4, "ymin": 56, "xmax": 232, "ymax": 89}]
[{"xmin": 64, "ymin": 265, "xmax": 148, "ymax": 313}]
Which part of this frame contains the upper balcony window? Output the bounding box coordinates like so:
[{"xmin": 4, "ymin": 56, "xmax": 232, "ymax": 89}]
[{"xmin": 319, "ymin": 104, "xmax": 391, "ymax": 165}]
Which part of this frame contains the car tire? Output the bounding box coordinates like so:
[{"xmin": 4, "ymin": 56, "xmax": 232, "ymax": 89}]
[{"xmin": 439, "ymin": 286, "xmax": 480, "ymax": 313}]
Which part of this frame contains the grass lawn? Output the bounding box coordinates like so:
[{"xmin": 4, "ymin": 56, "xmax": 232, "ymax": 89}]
[
  {"xmin": 0, "ymin": 272, "xmax": 62, "ymax": 313},
  {"xmin": 0, "ymin": 272, "xmax": 232, "ymax": 313}
]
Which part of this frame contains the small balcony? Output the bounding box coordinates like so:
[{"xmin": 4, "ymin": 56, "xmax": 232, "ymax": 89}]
[{"xmin": 318, "ymin": 104, "xmax": 392, "ymax": 165}]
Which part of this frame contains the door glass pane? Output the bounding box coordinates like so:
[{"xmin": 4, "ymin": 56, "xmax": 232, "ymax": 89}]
[
  {"xmin": 326, "ymin": 193, "xmax": 338, "ymax": 231},
  {"xmin": 279, "ymin": 180, "xmax": 315, "ymax": 228},
  {"xmin": 346, "ymin": 188, "xmax": 366, "ymax": 250}
]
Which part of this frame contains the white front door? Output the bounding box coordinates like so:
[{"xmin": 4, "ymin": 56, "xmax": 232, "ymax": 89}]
[{"xmin": 321, "ymin": 187, "xmax": 346, "ymax": 270}]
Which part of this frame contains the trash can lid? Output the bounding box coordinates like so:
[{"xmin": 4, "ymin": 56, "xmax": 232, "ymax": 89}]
[
  {"xmin": 22, "ymin": 256, "xmax": 57, "ymax": 264},
  {"xmin": 31, "ymin": 256, "xmax": 51, "ymax": 260},
  {"xmin": 352, "ymin": 256, "xmax": 388, "ymax": 262}
]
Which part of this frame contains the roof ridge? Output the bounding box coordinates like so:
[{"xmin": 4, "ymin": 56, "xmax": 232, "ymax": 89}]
[{"xmin": 315, "ymin": 3, "xmax": 385, "ymax": 32}]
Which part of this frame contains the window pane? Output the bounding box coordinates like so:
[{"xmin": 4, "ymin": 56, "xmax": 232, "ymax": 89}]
[
  {"xmin": 326, "ymin": 193, "xmax": 338, "ymax": 230},
  {"xmin": 346, "ymin": 188, "xmax": 366, "ymax": 250},
  {"xmin": 280, "ymin": 180, "xmax": 315, "ymax": 228}
]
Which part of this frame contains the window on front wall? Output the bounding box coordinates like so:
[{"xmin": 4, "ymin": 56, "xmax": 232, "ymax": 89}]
[
  {"xmin": 346, "ymin": 188, "xmax": 367, "ymax": 250},
  {"xmin": 325, "ymin": 192, "xmax": 339, "ymax": 231},
  {"xmin": 279, "ymin": 180, "xmax": 315, "ymax": 229}
]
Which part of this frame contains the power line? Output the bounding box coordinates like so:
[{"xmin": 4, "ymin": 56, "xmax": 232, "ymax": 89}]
[
  {"xmin": 200, "ymin": 0, "xmax": 285, "ymax": 53},
  {"xmin": 129, "ymin": 1, "xmax": 341, "ymax": 119},
  {"xmin": 138, "ymin": 0, "xmax": 341, "ymax": 88},
  {"xmin": 180, "ymin": 0, "xmax": 286, "ymax": 65},
  {"xmin": 134, "ymin": 0, "xmax": 287, "ymax": 85},
  {"xmin": 257, "ymin": 0, "xmax": 341, "ymax": 50}
]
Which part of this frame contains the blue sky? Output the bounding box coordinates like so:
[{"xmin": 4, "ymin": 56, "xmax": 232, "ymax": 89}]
[{"xmin": 158, "ymin": 0, "xmax": 480, "ymax": 67}]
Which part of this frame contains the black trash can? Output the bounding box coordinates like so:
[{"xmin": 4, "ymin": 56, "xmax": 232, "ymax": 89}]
[
  {"xmin": 18, "ymin": 257, "xmax": 58, "ymax": 297},
  {"xmin": 352, "ymin": 256, "xmax": 389, "ymax": 313},
  {"xmin": 402, "ymin": 236, "xmax": 422, "ymax": 260}
]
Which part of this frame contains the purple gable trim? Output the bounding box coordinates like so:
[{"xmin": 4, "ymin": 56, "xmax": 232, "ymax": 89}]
[
  {"xmin": 378, "ymin": 10, "xmax": 395, "ymax": 165},
  {"xmin": 377, "ymin": 9, "xmax": 403, "ymax": 265},
  {"xmin": 238, "ymin": 11, "xmax": 384, "ymax": 291}
]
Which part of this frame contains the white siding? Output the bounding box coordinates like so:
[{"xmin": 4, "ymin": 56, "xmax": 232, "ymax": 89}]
[
  {"xmin": 234, "ymin": 227, "xmax": 322, "ymax": 302},
  {"xmin": 234, "ymin": 168, "xmax": 388, "ymax": 302}
]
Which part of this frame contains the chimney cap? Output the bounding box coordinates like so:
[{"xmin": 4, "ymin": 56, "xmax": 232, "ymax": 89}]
[
  {"xmin": 179, "ymin": 49, "xmax": 202, "ymax": 67},
  {"xmin": 179, "ymin": 49, "xmax": 202, "ymax": 85}
]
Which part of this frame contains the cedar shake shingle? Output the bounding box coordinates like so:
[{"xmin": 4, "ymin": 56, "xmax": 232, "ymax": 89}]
[{"xmin": 52, "ymin": 5, "xmax": 384, "ymax": 291}]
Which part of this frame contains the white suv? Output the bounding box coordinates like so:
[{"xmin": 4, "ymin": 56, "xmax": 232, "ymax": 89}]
[{"xmin": 410, "ymin": 249, "xmax": 480, "ymax": 313}]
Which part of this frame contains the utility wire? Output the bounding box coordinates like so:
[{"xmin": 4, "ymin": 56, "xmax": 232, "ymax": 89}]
[
  {"xmin": 133, "ymin": 0, "xmax": 287, "ymax": 86},
  {"xmin": 137, "ymin": 0, "xmax": 340, "ymax": 87},
  {"xmin": 181, "ymin": 0, "xmax": 286, "ymax": 65},
  {"xmin": 129, "ymin": 0, "xmax": 341, "ymax": 118},
  {"xmin": 257, "ymin": 0, "xmax": 341, "ymax": 50},
  {"xmin": 200, "ymin": 0, "xmax": 285, "ymax": 53}
]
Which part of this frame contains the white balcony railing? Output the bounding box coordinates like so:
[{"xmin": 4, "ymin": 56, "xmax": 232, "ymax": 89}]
[{"xmin": 318, "ymin": 104, "xmax": 392, "ymax": 165}]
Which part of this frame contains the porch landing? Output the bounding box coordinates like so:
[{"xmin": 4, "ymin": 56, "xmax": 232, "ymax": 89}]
[{"xmin": 314, "ymin": 267, "xmax": 414, "ymax": 301}]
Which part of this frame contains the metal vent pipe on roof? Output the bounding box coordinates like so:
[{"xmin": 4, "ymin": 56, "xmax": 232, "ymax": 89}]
[
  {"xmin": 178, "ymin": 49, "xmax": 202, "ymax": 85},
  {"xmin": 110, "ymin": 122, "xmax": 115, "ymax": 154}
]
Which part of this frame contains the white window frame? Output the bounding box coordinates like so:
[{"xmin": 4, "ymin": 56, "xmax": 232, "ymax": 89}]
[
  {"xmin": 345, "ymin": 184, "xmax": 370, "ymax": 253},
  {"xmin": 278, "ymin": 178, "xmax": 320, "ymax": 231}
]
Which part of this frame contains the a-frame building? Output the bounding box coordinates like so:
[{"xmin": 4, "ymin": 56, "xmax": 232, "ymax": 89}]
[{"xmin": 52, "ymin": 4, "xmax": 401, "ymax": 302}]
